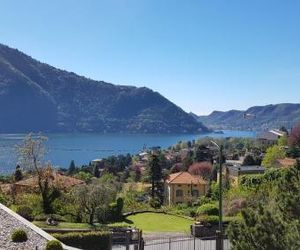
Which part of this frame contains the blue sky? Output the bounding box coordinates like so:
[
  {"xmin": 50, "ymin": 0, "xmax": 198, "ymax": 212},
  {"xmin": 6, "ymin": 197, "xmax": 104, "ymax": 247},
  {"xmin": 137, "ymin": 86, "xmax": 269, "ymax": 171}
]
[{"xmin": 0, "ymin": 0, "xmax": 299, "ymax": 115}]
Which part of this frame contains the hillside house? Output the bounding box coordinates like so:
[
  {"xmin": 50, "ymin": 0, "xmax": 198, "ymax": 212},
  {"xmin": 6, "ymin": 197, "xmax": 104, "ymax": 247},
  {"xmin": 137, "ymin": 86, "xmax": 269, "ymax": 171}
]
[
  {"xmin": 222, "ymin": 165, "xmax": 265, "ymax": 187},
  {"xmin": 165, "ymin": 172, "xmax": 208, "ymax": 205},
  {"xmin": 257, "ymin": 129, "xmax": 286, "ymax": 146}
]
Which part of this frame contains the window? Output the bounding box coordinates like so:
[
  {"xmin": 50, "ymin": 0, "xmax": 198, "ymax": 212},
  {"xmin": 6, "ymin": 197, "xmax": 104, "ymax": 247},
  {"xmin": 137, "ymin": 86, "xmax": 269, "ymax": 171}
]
[
  {"xmin": 176, "ymin": 189, "xmax": 183, "ymax": 197},
  {"xmin": 192, "ymin": 190, "xmax": 199, "ymax": 197}
]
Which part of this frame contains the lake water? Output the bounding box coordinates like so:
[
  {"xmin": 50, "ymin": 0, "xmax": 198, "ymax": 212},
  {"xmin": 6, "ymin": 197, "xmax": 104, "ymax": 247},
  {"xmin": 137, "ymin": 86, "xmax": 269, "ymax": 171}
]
[{"xmin": 0, "ymin": 130, "xmax": 255, "ymax": 174}]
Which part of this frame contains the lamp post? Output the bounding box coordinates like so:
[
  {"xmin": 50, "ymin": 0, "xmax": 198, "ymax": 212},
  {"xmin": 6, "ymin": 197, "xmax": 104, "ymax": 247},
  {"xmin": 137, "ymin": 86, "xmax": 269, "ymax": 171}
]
[{"xmin": 211, "ymin": 140, "xmax": 223, "ymax": 250}]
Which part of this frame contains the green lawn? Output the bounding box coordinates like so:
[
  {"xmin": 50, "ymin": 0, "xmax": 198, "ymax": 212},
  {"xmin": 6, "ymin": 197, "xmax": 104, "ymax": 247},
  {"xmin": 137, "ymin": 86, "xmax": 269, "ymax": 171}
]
[
  {"xmin": 34, "ymin": 212, "xmax": 194, "ymax": 233},
  {"xmin": 110, "ymin": 212, "xmax": 194, "ymax": 233}
]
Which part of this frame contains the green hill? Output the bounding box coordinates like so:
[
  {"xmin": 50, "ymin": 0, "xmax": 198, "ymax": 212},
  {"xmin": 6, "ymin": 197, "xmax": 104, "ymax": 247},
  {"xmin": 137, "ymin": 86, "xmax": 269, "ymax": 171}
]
[
  {"xmin": 196, "ymin": 103, "xmax": 300, "ymax": 131},
  {"xmin": 0, "ymin": 44, "xmax": 208, "ymax": 134}
]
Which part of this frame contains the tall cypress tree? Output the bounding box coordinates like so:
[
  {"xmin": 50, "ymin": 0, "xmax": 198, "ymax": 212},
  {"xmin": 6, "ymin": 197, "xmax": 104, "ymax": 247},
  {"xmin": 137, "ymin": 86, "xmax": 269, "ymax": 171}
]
[
  {"xmin": 14, "ymin": 165, "xmax": 23, "ymax": 181},
  {"xmin": 68, "ymin": 160, "xmax": 76, "ymax": 175},
  {"xmin": 148, "ymin": 153, "xmax": 162, "ymax": 199}
]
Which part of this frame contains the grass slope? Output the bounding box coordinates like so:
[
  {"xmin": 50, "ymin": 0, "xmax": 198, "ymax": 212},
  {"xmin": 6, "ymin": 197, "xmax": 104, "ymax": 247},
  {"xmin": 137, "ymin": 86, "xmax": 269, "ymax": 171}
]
[
  {"xmin": 34, "ymin": 212, "xmax": 194, "ymax": 233},
  {"xmin": 110, "ymin": 212, "xmax": 194, "ymax": 233}
]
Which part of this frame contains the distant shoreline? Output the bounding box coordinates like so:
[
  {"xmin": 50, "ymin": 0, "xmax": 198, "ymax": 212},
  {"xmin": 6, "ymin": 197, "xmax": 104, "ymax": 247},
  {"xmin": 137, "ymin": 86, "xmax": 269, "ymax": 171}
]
[{"xmin": 0, "ymin": 130, "xmax": 256, "ymax": 175}]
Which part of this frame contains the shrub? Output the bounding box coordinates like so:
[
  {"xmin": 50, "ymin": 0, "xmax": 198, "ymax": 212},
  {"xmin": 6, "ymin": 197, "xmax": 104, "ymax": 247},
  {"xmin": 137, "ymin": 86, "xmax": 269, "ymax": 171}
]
[
  {"xmin": 189, "ymin": 207, "xmax": 197, "ymax": 218},
  {"xmin": 109, "ymin": 197, "xmax": 124, "ymax": 221},
  {"xmin": 0, "ymin": 192, "xmax": 8, "ymax": 205},
  {"xmin": 18, "ymin": 193, "xmax": 43, "ymax": 216},
  {"xmin": 197, "ymin": 215, "xmax": 238, "ymax": 225},
  {"xmin": 197, "ymin": 203, "xmax": 219, "ymax": 216},
  {"xmin": 16, "ymin": 205, "xmax": 34, "ymax": 221},
  {"xmin": 188, "ymin": 162, "xmax": 212, "ymax": 180},
  {"xmin": 149, "ymin": 197, "xmax": 161, "ymax": 209},
  {"xmin": 11, "ymin": 229, "xmax": 28, "ymax": 242},
  {"xmin": 224, "ymin": 198, "xmax": 247, "ymax": 216},
  {"xmin": 46, "ymin": 240, "xmax": 63, "ymax": 250},
  {"xmin": 172, "ymin": 204, "xmax": 198, "ymax": 218},
  {"xmin": 52, "ymin": 231, "xmax": 110, "ymax": 250},
  {"xmin": 198, "ymin": 196, "xmax": 212, "ymax": 206},
  {"xmin": 205, "ymin": 215, "xmax": 219, "ymax": 224}
]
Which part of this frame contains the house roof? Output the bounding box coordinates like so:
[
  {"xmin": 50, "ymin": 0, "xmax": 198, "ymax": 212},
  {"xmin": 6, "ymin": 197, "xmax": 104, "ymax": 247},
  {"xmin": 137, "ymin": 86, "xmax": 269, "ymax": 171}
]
[
  {"xmin": 15, "ymin": 172, "xmax": 84, "ymax": 189},
  {"xmin": 227, "ymin": 165, "xmax": 265, "ymax": 176},
  {"xmin": 276, "ymin": 158, "xmax": 297, "ymax": 168},
  {"xmin": 167, "ymin": 171, "xmax": 207, "ymax": 185},
  {"xmin": 92, "ymin": 159, "xmax": 103, "ymax": 162},
  {"xmin": 257, "ymin": 131, "xmax": 279, "ymax": 141},
  {"xmin": 269, "ymin": 129, "xmax": 286, "ymax": 137}
]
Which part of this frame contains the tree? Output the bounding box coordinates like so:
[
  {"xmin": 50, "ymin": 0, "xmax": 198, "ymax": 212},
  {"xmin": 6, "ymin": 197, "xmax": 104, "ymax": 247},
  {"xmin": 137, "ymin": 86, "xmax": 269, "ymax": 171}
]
[
  {"xmin": 74, "ymin": 171, "xmax": 93, "ymax": 183},
  {"xmin": 68, "ymin": 160, "xmax": 76, "ymax": 175},
  {"xmin": 72, "ymin": 179, "xmax": 117, "ymax": 224},
  {"xmin": 280, "ymin": 126, "xmax": 289, "ymax": 135},
  {"xmin": 17, "ymin": 134, "xmax": 59, "ymax": 214},
  {"xmin": 228, "ymin": 206, "xmax": 290, "ymax": 250},
  {"xmin": 170, "ymin": 163, "xmax": 185, "ymax": 173},
  {"xmin": 93, "ymin": 165, "xmax": 100, "ymax": 178},
  {"xmin": 14, "ymin": 165, "xmax": 23, "ymax": 182},
  {"xmin": 227, "ymin": 162, "xmax": 300, "ymax": 250},
  {"xmin": 289, "ymin": 124, "xmax": 300, "ymax": 148},
  {"xmin": 287, "ymin": 146, "xmax": 300, "ymax": 158},
  {"xmin": 278, "ymin": 134, "xmax": 288, "ymax": 147},
  {"xmin": 262, "ymin": 145, "xmax": 286, "ymax": 168},
  {"xmin": 148, "ymin": 153, "xmax": 163, "ymax": 203},
  {"xmin": 242, "ymin": 155, "xmax": 256, "ymax": 166},
  {"xmin": 130, "ymin": 165, "xmax": 141, "ymax": 182},
  {"xmin": 193, "ymin": 145, "xmax": 212, "ymax": 163},
  {"xmin": 188, "ymin": 162, "xmax": 212, "ymax": 181},
  {"xmin": 182, "ymin": 155, "xmax": 193, "ymax": 170}
]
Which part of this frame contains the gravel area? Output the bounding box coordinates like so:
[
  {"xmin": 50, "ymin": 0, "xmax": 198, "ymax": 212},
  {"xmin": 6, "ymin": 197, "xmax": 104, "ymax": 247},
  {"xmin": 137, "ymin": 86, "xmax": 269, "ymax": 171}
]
[{"xmin": 0, "ymin": 207, "xmax": 47, "ymax": 250}]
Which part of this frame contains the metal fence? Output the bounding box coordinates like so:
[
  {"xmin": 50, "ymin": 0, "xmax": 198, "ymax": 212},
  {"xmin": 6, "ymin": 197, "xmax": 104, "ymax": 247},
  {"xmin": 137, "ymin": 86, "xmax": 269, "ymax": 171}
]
[
  {"xmin": 112, "ymin": 236, "xmax": 231, "ymax": 250},
  {"xmin": 144, "ymin": 237, "xmax": 230, "ymax": 250}
]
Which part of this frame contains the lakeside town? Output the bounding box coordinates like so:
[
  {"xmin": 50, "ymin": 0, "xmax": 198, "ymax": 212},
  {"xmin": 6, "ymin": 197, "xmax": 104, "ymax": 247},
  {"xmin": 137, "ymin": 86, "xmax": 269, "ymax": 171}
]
[
  {"xmin": 1, "ymin": 1, "xmax": 300, "ymax": 249},
  {"xmin": 0, "ymin": 125, "xmax": 299, "ymax": 249}
]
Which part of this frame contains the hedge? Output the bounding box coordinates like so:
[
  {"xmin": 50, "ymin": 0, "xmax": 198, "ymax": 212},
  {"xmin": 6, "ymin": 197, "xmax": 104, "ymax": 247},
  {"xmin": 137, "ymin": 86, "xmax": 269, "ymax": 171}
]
[
  {"xmin": 52, "ymin": 231, "xmax": 111, "ymax": 250},
  {"xmin": 197, "ymin": 215, "xmax": 240, "ymax": 225},
  {"xmin": 16, "ymin": 205, "xmax": 34, "ymax": 221},
  {"xmin": 197, "ymin": 203, "xmax": 219, "ymax": 216}
]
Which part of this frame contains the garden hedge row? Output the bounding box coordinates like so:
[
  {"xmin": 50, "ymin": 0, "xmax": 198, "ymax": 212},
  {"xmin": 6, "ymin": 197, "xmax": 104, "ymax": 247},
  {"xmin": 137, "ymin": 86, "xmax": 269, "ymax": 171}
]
[{"xmin": 52, "ymin": 231, "xmax": 111, "ymax": 250}]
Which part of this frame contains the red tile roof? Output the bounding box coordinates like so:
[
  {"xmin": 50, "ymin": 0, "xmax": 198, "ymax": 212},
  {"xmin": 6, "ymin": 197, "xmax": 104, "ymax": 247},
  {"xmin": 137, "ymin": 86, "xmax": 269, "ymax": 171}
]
[
  {"xmin": 276, "ymin": 158, "xmax": 297, "ymax": 168},
  {"xmin": 167, "ymin": 171, "xmax": 207, "ymax": 185},
  {"xmin": 15, "ymin": 172, "xmax": 84, "ymax": 189}
]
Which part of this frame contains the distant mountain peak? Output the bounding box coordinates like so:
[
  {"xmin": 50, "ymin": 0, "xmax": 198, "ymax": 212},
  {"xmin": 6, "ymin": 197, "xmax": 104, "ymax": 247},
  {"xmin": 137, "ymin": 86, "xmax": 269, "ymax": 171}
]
[{"xmin": 196, "ymin": 103, "xmax": 300, "ymax": 131}]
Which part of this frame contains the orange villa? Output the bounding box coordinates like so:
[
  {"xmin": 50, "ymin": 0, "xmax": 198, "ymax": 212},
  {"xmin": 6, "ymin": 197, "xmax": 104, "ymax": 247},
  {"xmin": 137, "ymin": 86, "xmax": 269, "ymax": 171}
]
[{"xmin": 165, "ymin": 171, "xmax": 208, "ymax": 205}]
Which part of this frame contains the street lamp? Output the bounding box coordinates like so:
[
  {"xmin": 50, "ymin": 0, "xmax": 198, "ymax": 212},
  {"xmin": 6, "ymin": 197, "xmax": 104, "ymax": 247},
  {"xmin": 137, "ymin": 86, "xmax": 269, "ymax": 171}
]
[{"xmin": 210, "ymin": 140, "xmax": 223, "ymax": 250}]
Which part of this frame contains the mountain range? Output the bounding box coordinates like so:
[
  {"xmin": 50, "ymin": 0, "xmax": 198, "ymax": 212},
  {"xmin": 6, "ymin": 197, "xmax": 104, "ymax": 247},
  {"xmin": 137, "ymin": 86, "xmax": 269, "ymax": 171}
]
[
  {"xmin": 195, "ymin": 103, "xmax": 300, "ymax": 131},
  {"xmin": 0, "ymin": 43, "xmax": 208, "ymax": 134}
]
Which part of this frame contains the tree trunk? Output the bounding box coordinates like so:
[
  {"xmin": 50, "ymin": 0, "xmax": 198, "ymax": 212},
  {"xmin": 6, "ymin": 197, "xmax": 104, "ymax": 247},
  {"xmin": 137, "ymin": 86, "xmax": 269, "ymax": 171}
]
[{"xmin": 89, "ymin": 211, "xmax": 94, "ymax": 225}]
